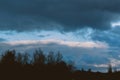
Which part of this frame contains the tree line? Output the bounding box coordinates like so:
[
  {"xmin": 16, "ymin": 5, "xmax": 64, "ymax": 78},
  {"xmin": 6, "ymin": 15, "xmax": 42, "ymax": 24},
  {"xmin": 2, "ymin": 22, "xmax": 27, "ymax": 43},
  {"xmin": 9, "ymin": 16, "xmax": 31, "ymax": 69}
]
[{"xmin": 0, "ymin": 49, "xmax": 119, "ymax": 80}]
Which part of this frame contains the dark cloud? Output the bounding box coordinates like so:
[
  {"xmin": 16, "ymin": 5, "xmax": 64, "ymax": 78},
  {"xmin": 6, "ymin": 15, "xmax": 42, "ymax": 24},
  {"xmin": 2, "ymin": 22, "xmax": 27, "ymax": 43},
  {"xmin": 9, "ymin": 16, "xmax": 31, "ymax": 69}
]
[
  {"xmin": 0, "ymin": 0, "xmax": 120, "ymax": 31},
  {"xmin": 0, "ymin": 38, "xmax": 6, "ymax": 42},
  {"xmin": 91, "ymin": 27, "xmax": 120, "ymax": 47},
  {"xmin": 38, "ymin": 34, "xmax": 50, "ymax": 38}
]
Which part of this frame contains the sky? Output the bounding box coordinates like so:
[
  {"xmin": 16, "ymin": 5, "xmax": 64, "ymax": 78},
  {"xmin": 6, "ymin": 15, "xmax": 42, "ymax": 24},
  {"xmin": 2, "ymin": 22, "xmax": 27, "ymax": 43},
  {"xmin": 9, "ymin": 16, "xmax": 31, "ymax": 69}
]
[{"xmin": 0, "ymin": 0, "xmax": 120, "ymax": 72}]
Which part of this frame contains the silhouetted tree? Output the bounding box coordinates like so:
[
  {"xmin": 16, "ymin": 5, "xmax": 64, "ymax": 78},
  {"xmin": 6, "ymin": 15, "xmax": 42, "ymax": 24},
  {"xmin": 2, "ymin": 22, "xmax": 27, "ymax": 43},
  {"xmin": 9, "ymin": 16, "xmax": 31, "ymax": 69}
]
[
  {"xmin": 16, "ymin": 53, "xmax": 23, "ymax": 64},
  {"xmin": 23, "ymin": 53, "xmax": 29, "ymax": 64},
  {"xmin": 108, "ymin": 64, "xmax": 112, "ymax": 74},
  {"xmin": 55, "ymin": 51, "xmax": 63, "ymax": 63},
  {"xmin": 47, "ymin": 51, "xmax": 55, "ymax": 64},
  {"xmin": 88, "ymin": 68, "xmax": 92, "ymax": 72},
  {"xmin": 1, "ymin": 50, "xmax": 16, "ymax": 64},
  {"xmin": 33, "ymin": 49, "xmax": 46, "ymax": 65},
  {"xmin": 81, "ymin": 68, "xmax": 85, "ymax": 72}
]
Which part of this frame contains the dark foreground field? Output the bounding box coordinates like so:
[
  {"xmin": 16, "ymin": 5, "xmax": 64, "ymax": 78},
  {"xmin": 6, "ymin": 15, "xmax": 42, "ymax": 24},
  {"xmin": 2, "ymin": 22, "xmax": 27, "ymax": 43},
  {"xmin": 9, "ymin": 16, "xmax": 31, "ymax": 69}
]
[{"xmin": 0, "ymin": 50, "xmax": 119, "ymax": 80}]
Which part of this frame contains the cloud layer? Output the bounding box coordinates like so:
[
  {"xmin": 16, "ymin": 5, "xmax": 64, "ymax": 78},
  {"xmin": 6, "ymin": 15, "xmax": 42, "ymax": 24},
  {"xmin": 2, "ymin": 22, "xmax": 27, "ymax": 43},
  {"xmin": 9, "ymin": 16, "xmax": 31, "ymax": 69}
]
[{"xmin": 0, "ymin": 0, "xmax": 120, "ymax": 31}]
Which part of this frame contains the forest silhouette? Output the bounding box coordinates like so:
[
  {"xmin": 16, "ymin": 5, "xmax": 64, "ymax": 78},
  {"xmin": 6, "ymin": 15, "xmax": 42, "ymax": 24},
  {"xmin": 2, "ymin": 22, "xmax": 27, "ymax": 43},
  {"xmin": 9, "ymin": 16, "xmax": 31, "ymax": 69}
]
[{"xmin": 0, "ymin": 49, "xmax": 120, "ymax": 80}]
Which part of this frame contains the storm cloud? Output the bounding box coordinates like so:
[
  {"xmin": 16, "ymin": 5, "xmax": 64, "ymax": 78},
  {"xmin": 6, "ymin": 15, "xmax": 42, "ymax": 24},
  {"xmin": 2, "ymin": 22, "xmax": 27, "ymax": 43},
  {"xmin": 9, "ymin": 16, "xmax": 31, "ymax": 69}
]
[{"xmin": 0, "ymin": 0, "xmax": 120, "ymax": 31}]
